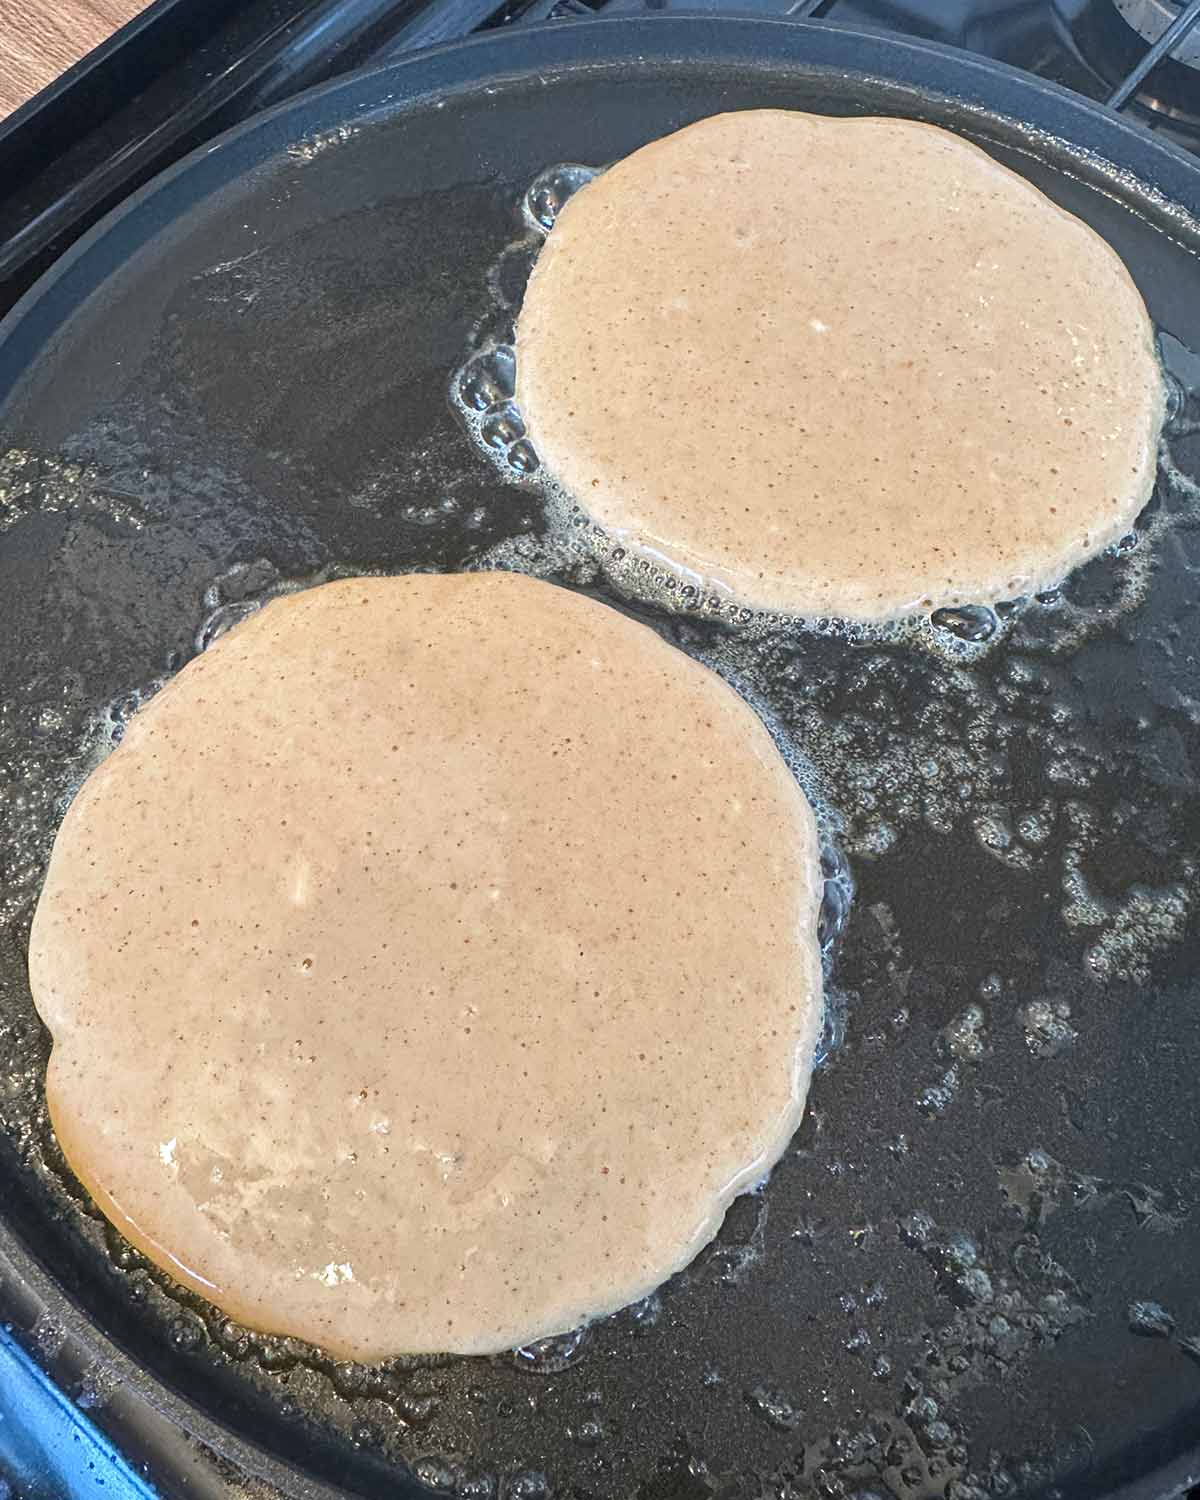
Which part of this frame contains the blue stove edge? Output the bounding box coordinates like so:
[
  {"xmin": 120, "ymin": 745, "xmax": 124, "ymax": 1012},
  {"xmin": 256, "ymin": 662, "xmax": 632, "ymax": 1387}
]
[{"xmin": 0, "ymin": 1325, "xmax": 157, "ymax": 1499}]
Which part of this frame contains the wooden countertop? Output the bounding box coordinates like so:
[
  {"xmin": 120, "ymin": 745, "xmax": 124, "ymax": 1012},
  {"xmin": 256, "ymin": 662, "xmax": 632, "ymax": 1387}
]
[{"xmin": 0, "ymin": 0, "xmax": 147, "ymax": 118}]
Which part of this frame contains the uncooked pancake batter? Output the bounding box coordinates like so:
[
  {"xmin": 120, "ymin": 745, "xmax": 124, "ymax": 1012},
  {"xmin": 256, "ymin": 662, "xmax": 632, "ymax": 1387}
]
[
  {"xmin": 29, "ymin": 572, "xmax": 823, "ymax": 1360},
  {"xmin": 515, "ymin": 110, "xmax": 1164, "ymax": 619}
]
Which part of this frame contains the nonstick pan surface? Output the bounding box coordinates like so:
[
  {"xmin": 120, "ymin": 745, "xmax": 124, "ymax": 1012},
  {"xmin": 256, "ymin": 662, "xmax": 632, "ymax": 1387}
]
[{"xmin": 1, "ymin": 17, "xmax": 1200, "ymax": 1500}]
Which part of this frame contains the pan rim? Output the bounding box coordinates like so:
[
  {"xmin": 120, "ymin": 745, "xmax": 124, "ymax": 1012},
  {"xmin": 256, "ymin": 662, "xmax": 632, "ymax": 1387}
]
[{"xmin": 2, "ymin": 14, "xmax": 1200, "ymax": 1499}]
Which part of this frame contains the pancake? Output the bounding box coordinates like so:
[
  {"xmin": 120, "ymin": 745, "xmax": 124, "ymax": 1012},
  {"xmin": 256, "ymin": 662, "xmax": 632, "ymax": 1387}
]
[
  {"xmin": 514, "ymin": 110, "xmax": 1164, "ymax": 620},
  {"xmin": 29, "ymin": 571, "xmax": 823, "ymax": 1360}
]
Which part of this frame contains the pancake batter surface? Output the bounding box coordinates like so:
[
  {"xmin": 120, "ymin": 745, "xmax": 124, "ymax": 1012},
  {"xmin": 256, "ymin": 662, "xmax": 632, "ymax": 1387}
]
[
  {"xmin": 515, "ymin": 110, "xmax": 1164, "ymax": 620},
  {"xmin": 29, "ymin": 572, "xmax": 823, "ymax": 1360}
]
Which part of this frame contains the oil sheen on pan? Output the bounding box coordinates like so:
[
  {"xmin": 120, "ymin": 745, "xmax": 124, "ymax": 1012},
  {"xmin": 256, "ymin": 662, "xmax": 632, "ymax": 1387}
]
[
  {"xmin": 27, "ymin": 571, "xmax": 824, "ymax": 1360},
  {"xmin": 514, "ymin": 110, "xmax": 1165, "ymax": 620}
]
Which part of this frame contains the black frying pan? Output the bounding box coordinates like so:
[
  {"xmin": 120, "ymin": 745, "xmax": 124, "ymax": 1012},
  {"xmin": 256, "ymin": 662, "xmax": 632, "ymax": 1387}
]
[{"xmin": 2, "ymin": 16, "xmax": 1200, "ymax": 1500}]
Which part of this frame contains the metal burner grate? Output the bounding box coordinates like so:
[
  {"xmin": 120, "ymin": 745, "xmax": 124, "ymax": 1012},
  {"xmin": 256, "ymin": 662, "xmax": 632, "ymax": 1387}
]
[{"xmin": 1104, "ymin": 0, "xmax": 1200, "ymax": 104}]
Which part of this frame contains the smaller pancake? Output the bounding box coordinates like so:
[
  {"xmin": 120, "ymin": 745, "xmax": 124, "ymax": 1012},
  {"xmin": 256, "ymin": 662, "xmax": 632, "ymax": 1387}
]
[
  {"xmin": 515, "ymin": 110, "xmax": 1164, "ymax": 619},
  {"xmin": 29, "ymin": 572, "xmax": 824, "ymax": 1360}
]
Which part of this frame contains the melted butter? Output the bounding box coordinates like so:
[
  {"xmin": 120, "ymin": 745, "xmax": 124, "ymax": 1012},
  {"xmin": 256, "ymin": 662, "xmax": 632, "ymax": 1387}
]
[
  {"xmin": 29, "ymin": 572, "xmax": 823, "ymax": 1359},
  {"xmin": 515, "ymin": 110, "xmax": 1164, "ymax": 619}
]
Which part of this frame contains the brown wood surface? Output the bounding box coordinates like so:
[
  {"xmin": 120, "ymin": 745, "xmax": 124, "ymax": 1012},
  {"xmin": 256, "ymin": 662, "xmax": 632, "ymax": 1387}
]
[{"xmin": 0, "ymin": 0, "xmax": 147, "ymax": 117}]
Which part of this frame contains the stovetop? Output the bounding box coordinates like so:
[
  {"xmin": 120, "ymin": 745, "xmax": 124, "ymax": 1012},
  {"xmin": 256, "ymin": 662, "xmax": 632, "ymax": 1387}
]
[{"xmin": 1, "ymin": 0, "xmax": 1199, "ymax": 1495}]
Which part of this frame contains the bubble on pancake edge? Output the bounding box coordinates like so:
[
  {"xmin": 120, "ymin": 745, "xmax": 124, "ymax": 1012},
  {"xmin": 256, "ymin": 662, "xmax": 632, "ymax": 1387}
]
[
  {"xmin": 1107, "ymin": 530, "xmax": 1140, "ymax": 557},
  {"xmin": 812, "ymin": 986, "xmax": 848, "ymax": 1072},
  {"xmin": 485, "ymin": 235, "xmax": 540, "ymax": 313},
  {"xmin": 450, "ymin": 345, "xmax": 542, "ymax": 482},
  {"xmin": 196, "ymin": 599, "xmax": 261, "ymax": 652},
  {"xmin": 480, "ymin": 404, "xmax": 525, "ymax": 452},
  {"xmin": 930, "ymin": 605, "xmax": 998, "ymax": 645},
  {"xmin": 194, "ymin": 557, "xmax": 286, "ymax": 651},
  {"xmin": 512, "ymin": 1325, "xmax": 590, "ymax": 1373},
  {"xmin": 523, "ymin": 164, "xmax": 600, "ymax": 235},
  {"xmin": 818, "ymin": 840, "xmax": 854, "ymax": 963},
  {"xmin": 506, "ymin": 440, "xmax": 540, "ymax": 476},
  {"xmin": 1162, "ymin": 371, "xmax": 1187, "ymax": 430},
  {"xmin": 807, "ymin": 841, "xmax": 855, "ymax": 1071},
  {"xmin": 457, "ymin": 346, "xmax": 516, "ymax": 414}
]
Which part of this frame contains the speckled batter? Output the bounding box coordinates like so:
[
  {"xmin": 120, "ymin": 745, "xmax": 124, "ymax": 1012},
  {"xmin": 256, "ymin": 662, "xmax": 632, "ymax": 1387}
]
[
  {"xmin": 515, "ymin": 110, "xmax": 1164, "ymax": 619},
  {"xmin": 29, "ymin": 572, "xmax": 823, "ymax": 1360}
]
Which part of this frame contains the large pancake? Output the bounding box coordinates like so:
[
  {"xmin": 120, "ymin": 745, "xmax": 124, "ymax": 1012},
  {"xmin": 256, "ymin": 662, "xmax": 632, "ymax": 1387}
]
[
  {"xmin": 28, "ymin": 571, "xmax": 823, "ymax": 1360},
  {"xmin": 515, "ymin": 110, "xmax": 1164, "ymax": 619}
]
